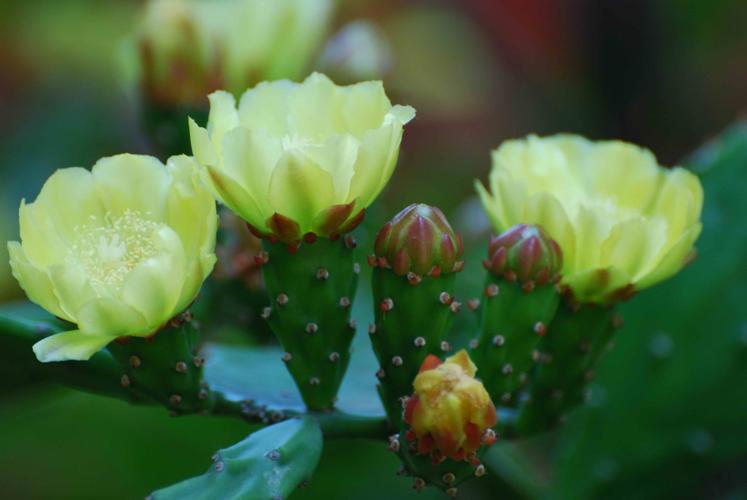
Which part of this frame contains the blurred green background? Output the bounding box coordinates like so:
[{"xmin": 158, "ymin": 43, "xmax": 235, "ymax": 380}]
[{"xmin": 1, "ymin": 0, "xmax": 746, "ymax": 498}]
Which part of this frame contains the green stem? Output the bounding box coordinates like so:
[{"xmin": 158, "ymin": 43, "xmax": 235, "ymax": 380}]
[
  {"xmin": 211, "ymin": 393, "xmax": 388, "ymax": 439},
  {"xmin": 0, "ymin": 305, "xmax": 512, "ymax": 442}
]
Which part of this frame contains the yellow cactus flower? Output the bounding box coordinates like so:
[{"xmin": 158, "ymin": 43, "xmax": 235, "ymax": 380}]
[
  {"xmin": 404, "ymin": 350, "xmax": 497, "ymax": 462},
  {"xmin": 7, "ymin": 154, "xmax": 217, "ymax": 362},
  {"xmin": 189, "ymin": 72, "xmax": 416, "ymax": 243},
  {"xmin": 220, "ymin": 0, "xmax": 334, "ymax": 94},
  {"xmin": 127, "ymin": 0, "xmax": 334, "ymax": 105},
  {"xmin": 476, "ymin": 134, "xmax": 703, "ymax": 304}
]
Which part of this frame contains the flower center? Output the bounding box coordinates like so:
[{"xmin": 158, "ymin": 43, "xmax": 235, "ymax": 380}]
[{"xmin": 71, "ymin": 210, "xmax": 162, "ymax": 294}]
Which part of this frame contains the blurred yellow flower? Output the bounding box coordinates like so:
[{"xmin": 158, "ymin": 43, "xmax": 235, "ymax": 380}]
[
  {"xmin": 128, "ymin": 0, "xmax": 334, "ymax": 104},
  {"xmin": 476, "ymin": 134, "xmax": 703, "ymax": 303},
  {"xmin": 8, "ymin": 155, "xmax": 217, "ymax": 362},
  {"xmin": 190, "ymin": 72, "xmax": 416, "ymax": 243},
  {"xmin": 404, "ymin": 350, "xmax": 497, "ymax": 462}
]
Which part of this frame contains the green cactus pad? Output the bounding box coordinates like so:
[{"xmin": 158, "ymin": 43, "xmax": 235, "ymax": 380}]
[
  {"xmin": 261, "ymin": 237, "xmax": 359, "ymax": 411},
  {"xmin": 370, "ymin": 269, "xmax": 458, "ymax": 424},
  {"xmin": 390, "ymin": 422, "xmax": 492, "ymax": 497},
  {"xmin": 471, "ymin": 276, "xmax": 560, "ymax": 407},
  {"xmin": 151, "ymin": 417, "xmax": 323, "ymax": 500},
  {"xmin": 108, "ymin": 314, "xmax": 214, "ymax": 415},
  {"xmin": 517, "ymin": 303, "xmax": 619, "ymax": 434}
]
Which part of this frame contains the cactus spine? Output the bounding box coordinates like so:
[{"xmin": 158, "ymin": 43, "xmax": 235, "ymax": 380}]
[
  {"xmin": 368, "ymin": 204, "xmax": 464, "ymax": 424},
  {"xmin": 470, "ymin": 224, "xmax": 563, "ymax": 407},
  {"xmin": 107, "ymin": 311, "xmax": 215, "ymax": 415},
  {"xmin": 517, "ymin": 302, "xmax": 621, "ymax": 434},
  {"xmin": 261, "ymin": 235, "xmax": 359, "ymax": 411}
]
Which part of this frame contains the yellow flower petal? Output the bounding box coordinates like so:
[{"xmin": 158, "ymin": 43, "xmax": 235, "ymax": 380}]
[
  {"xmin": 18, "ymin": 200, "xmax": 67, "ymax": 268},
  {"xmin": 636, "ymin": 223, "xmax": 702, "ymax": 289},
  {"xmin": 348, "ymin": 123, "xmax": 400, "ymax": 208},
  {"xmin": 32, "ymin": 330, "xmax": 116, "ymax": 362},
  {"xmin": 7, "ymin": 241, "xmax": 68, "ymax": 320},
  {"xmin": 524, "ymin": 191, "xmax": 575, "ymax": 266},
  {"xmin": 340, "ymin": 80, "xmax": 391, "ymax": 137},
  {"xmin": 206, "ymin": 165, "xmax": 266, "ymax": 230},
  {"xmin": 31, "ymin": 167, "xmax": 105, "ymax": 243},
  {"xmin": 221, "ymin": 126, "xmax": 282, "ymax": 214},
  {"xmin": 207, "ymin": 90, "xmax": 240, "ymax": 147},
  {"xmin": 189, "ymin": 118, "xmax": 219, "ymax": 168},
  {"xmin": 92, "ymin": 154, "xmax": 170, "ymax": 219},
  {"xmin": 304, "ymin": 133, "xmax": 360, "ymax": 201},
  {"xmin": 48, "ymin": 262, "xmax": 98, "ymax": 320},
  {"xmin": 238, "ymin": 80, "xmax": 294, "ymax": 135},
  {"xmin": 121, "ymin": 227, "xmax": 186, "ymax": 326},
  {"xmin": 77, "ymin": 297, "xmax": 148, "ymax": 337},
  {"xmin": 268, "ymin": 150, "xmax": 336, "ymax": 230}
]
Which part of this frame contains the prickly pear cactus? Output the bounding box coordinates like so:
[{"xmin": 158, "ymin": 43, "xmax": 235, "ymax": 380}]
[
  {"xmin": 470, "ymin": 224, "xmax": 563, "ymax": 407},
  {"xmin": 368, "ymin": 204, "xmax": 464, "ymax": 424},
  {"xmin": 517, "ymin": 303, "xmax": 621, "ymax": 434},
  {"xmin": 107, "ymin": 311, "xmax": 215, "ymax": 415},
  {"xmin": 151, "ymin": 417, "xmax": 323, "ymax": 499},
  {"xmin": 260, "ymin": 235, "xmax": 359, "ymax": 411}
]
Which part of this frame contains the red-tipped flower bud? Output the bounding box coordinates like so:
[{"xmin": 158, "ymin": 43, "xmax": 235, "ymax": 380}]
[
  {"xmin": 404, "ymin": 350, "xmax": 497, "ymax": 463},
  {"xmin": 374, "ymin": 204, "xmax": 463, "ymax": 276},
  {"xmin": 484, "ymin": 224, "xmax": 562, "ymax": 285}
]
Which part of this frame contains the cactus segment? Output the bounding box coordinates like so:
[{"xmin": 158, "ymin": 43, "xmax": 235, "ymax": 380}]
[
  {"xmin": 370, "ymin": 269, "xmax": 458, "ymax": 423},
  {"xmin": 151, "ymin": 417, "xmax": 323, "ymax": 499},
  {"xmin": 368, "ymin": 203, "xmax": 464, "ymax": 425},
  {"xmin": 107, "ymin": 312, "xmax": 214, "ymax": 415},
  {"xmin": 392, "ymin": 431, "xmax": 491, "ymax": 496},
  {"xmin": 517, "ymin": 303, "xmax": 618, "ymax": 434},
  {"xmin": 470, "ymin": 224, "xmax": 563, "ymax": 407},
  {"xmin": 471, "ymin": 277, "xmax": 560, "ymax": 407},
  {"xmin": 261, "ymin": 237, "xmax": 358, "ymax": 411}
]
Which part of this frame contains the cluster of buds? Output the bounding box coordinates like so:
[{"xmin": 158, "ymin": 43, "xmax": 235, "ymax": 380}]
[
  {"xmin": 373, "ymin": 204, "xmax": 464, "ymax": 280},
  {"xmin": 483, "ymin": 224, "xmax": 562, "ymax": 290},
  {"xmin": 403, "ymin": 350, "xmax": 497, "ymax": 464}
]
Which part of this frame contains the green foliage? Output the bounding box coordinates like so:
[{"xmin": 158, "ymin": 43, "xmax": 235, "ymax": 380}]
[
  {"xmin": 151, "ymin": 417, "xmax": 323, "ymax": 500},
  {"xmin": 261, "ymin": 237, "xmax": 359, "ymax": 411},
  {"xmin": 370, "ymin": 269, "xmax": 458, "ymax": 424},
  {"xmin": 471, "ymin": 278, "xmax": 560, "ymax": 409},
  {"xmin": 553, "ymin": 122, "xmax": 747, "ymax": 499}
]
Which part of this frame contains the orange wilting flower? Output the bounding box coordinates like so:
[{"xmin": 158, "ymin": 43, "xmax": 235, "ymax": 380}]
[{"xmin": 404, "ymin": 350, "xmax": 498, "ymax": 464}]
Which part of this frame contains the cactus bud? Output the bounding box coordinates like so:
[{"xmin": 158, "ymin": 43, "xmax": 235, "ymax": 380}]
[
  {"xmin": 369, "ymin": 204, "xmax": 463, "ymax": 425},
  {"xmin": 393, "ymin": 351, "xmax": 497, "ymax": 494},
  {"xmin": 374, "ymin": 204, "xmax": 464, "ymax": 276},
  {"xmin": 484, "ymin": 224, "xmax": 562, "ymax": 286},
  {"xmin": 404, "ymin": 351, "xmax": 497, "ymax": 462}
]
